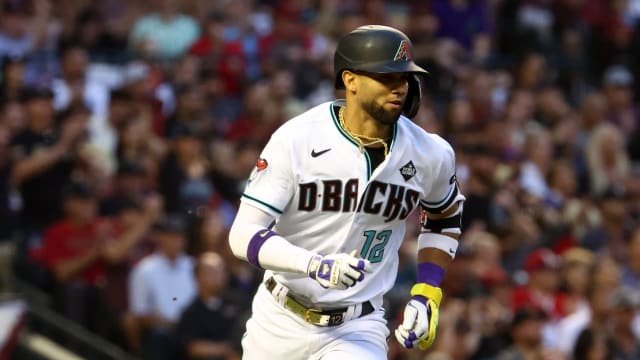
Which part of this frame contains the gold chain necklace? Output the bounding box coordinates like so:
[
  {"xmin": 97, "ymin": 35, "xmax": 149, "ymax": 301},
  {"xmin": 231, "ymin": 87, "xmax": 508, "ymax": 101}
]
[{"xmin": 338, "ymin": 106, "xmax": 389, "ymax": 156}]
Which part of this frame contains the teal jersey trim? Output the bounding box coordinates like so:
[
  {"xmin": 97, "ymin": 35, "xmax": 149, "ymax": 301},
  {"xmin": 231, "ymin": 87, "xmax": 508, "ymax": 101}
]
[{"xmin": 242, "ymin": 193, "xmax": 284, "ymax": 214}]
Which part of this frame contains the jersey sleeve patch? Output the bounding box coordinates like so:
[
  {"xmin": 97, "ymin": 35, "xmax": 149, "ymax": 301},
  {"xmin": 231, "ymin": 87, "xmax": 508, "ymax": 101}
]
[{"xmin": 256, "ymin": 158, "xmax": 268, "ymax": 171}]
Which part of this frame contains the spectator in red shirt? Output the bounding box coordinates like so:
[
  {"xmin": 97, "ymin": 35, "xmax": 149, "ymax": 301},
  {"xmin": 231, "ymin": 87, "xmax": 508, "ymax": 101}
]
[
  {"xmin": 512, "ymin": 248, "xmax": 566, "ymax": 319},
  {"xmin": 188, "ymin": 12, "xmax": 226, "ymax": 59},
  {"xmin": 38, "ymin": 181, "xmax": 109, "ymax": 332},
  {"xmin": 39, "ymin": 181, "xmax": 160, "ymax": 338}
]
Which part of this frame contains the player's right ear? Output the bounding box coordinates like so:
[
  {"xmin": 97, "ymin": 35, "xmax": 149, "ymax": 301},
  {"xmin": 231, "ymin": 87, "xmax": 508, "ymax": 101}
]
[{"xmin": 342, "ymin": 70, "xmax": 357, "ymax": 93}]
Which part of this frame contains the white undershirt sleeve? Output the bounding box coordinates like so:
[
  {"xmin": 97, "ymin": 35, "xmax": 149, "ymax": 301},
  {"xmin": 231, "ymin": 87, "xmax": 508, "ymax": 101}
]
[{"xmin": 228, "ymin": 202, "xmax": 316, "ymax": 274}]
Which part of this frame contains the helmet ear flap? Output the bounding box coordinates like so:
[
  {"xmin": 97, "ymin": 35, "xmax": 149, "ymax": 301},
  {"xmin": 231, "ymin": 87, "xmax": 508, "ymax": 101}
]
[{"xmin": 402, "ymin": 74, "xmax": 422, "ymax": 118}]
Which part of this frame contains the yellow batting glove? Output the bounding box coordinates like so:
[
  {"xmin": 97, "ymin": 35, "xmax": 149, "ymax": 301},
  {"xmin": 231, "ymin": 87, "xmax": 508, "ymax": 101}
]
[{"xmin": 394, "ymin": 283, "xmax": 442, "ymax": 350}]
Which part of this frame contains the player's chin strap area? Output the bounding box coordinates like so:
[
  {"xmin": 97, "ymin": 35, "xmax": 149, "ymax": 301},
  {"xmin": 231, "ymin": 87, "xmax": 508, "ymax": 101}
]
[{"xmin": 264, "ymin": 277, "xmax": 375, "ymax": 327}]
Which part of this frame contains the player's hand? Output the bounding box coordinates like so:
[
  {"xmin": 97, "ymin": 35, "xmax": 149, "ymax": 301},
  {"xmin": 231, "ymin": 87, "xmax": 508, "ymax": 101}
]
[
  {"xmin": 307, "ymin": 251, "xmax": 371, "ymax": 290},
  {"xmin": 395, "ymin": 289, "xmax": 441, "ymax": 350}
]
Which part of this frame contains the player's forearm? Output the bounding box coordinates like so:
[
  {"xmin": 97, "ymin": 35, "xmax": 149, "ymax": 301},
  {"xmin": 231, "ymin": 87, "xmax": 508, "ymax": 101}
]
[
  {"xmin": 417, "ymin": 247, "xmax": 453, "ymax": 269},
  {"xmin": 228, "ymin": 204, "xmax": 315, "ymax": 274},
  {"xmin": 229, "ymin": 221, "xmax": 314, "ymax": 274}
]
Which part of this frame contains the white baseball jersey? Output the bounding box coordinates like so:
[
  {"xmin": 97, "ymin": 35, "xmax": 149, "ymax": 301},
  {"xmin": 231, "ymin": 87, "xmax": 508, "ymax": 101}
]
[{"xmin": 242, "ymin": 100, "xmax": 460, "ymax": 309}]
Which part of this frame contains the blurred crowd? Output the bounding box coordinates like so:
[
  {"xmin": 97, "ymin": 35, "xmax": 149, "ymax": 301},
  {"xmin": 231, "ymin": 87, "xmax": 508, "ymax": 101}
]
[{"xmin": 0, "ymin": 0, "xmax": 639, "ymax": 359}]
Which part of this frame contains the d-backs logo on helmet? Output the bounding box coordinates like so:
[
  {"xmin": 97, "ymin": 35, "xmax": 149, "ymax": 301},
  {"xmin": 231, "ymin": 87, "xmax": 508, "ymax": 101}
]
[{"xmin": 393, "ymin": 40, "xmax": 412, "ymax": 62}]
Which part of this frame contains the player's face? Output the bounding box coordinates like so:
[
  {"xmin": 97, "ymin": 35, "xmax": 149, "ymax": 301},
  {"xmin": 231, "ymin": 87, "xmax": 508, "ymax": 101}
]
[{"xmin": 354, "ymin": 71, "xmax": 409, "ymax": 125}]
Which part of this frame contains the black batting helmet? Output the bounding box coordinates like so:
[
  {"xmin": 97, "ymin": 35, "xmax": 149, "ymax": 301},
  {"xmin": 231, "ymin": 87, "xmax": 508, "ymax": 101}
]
[{"xmin": 334, "ymin": 25, "xmax": 428, "ymax": 118}]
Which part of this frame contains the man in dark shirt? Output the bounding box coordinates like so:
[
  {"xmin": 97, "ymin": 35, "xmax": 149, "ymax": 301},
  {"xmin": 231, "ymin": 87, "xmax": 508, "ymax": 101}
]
[
  {"xmin": 10, "ymin": 87, "xmax": 85, "ymax": 230},
  {"xmin": 176, "ymin": 252, "xmax": 244, "ymax": 360}
]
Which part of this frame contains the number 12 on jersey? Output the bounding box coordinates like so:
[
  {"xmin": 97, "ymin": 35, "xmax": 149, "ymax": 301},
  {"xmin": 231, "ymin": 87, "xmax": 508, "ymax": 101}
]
[{"xmin": 360, "ymin": 230, "xmax": 391, "ymax": 263}]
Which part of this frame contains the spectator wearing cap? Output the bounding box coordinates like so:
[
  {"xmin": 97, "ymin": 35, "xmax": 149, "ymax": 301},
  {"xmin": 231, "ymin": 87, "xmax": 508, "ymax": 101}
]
[
  {"xmin": 162, "ymin": 83, "xmax": 209, "ymax": 142},
  {"xmin": 126, "ymin": 214, "xmax": 196, "ymax": 358},
  {"xmin": 100, "ymin": 160, "xmax": 150, "ymax": 216},
  {"xmin": 101, "ymin": 194, "xmax": 161, "ymax": 346},
  {"xmin": 602, "ymin": 65, "xmax": 637, "ymax": 139},
  {"xmin": 128, "ymin": 0, "xmax": 200, "ymax": 60},
  {"xmin": 36, "ymin": 182, "xmax": 111, "ymax": 332},
  {"xmin": 495, "ymin": 307, "xmax": 550, "ymax": 360},
  {"xmin": 36, "ymin": 181, "xmax": 160, "ymax": 341},
  {"xmin": 512, "ymin": 248, "xmax": 565, "ymax": 319},
  {"xmin": 608, "ymin": 286, "xmax": 640, "ymax": 360},
  {"xmin": 158, "ymin": 122, "xmax": 215, "ymax": 216},
  {"xmin": 581, "ymin": 187, "xmax": 629, "ymax": 262},
  {"xmin": 175, "ymin": 252, "xmax": 245, "ymax": 360},
  {"xmin": 607, "ymin": 286, "xmax": 640, "ymax": 359}
]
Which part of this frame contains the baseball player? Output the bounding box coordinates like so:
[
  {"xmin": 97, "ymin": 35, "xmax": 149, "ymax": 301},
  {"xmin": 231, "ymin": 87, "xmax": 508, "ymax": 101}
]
[{"xmin": 229, "ymin": 25, "xmax": 464, "ymax": 359}]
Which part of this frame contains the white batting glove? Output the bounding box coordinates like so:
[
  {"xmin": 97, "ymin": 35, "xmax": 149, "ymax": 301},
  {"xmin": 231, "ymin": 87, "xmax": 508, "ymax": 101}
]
[
  {"xmin": 395, "ymin": 283, "xmax": 442, "ymax": 350},
  {"xmin": 307, "ymin": 251, "xmax": 372, "ymax": 290}
]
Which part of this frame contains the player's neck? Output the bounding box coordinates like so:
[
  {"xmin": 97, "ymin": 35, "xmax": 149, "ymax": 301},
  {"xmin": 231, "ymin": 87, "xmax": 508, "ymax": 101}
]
[{"xmin": 341, "ymin": 105, "xmax": 392, "ymax": 142}]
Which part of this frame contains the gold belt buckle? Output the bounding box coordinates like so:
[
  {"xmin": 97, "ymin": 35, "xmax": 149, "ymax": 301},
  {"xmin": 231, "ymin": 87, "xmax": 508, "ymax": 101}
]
[{"xmin": 304, "ymin": 307, "xmax": 323, "ymax": 324}]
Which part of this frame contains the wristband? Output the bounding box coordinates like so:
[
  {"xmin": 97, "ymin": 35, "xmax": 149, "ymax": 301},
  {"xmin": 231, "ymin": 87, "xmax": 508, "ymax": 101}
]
[
  {"xmin": 417, "ymin": 262, "xmax": 445, "ymax": 287},
  {"xmin": 410, "ymin": 283, "xmax": 443, "ymax": 307},
  {"xmin": 247, "ymin": 229, "xmax": 277, "ymax": 269}
]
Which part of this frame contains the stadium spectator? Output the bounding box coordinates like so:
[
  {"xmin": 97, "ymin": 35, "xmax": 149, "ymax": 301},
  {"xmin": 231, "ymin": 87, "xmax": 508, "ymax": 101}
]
[
  {"xmin": 175, "ymin": 252, "xmax": 244, "ymax": 360},
  {"xmin": 607, "ymin": 286, "xmax": 640, "ymax": 359},
  {"xmin": 495, "ymin": 307, "xmax": 549, "ymax": 360},
  {"xmin": 158, "ymin": 122, "xmax": 213, "ymax": 217},
  {"xmin": 115, "ymin": 107, "xmax": 167, "ymax": 185},
  {"xmin": 621, "ymin": 227, "xmax": 640, "ymax": 289},
  {"xmin": 0, "ymin": 125, "xmax": 15, "ymax": 241},
  {"xmin": 37, "ymin": 182, "xmax": 109, "ymax": 332},
  {"xmin": 128, "ymin": 0, "xmax": 200, "ymax": 60},
  {"xmin": 602, "ymin": 65, "xmax": 637, "ymax": 140},
  {"xmin": 88, "ymin": 89, "xmax": 137, "ymax": 176},
  {"xmin": 51, "ymin": 42, "xmax": 110, "ymax": 117},
  {"xmin": 127, "ymin": 214, "xmax": 196, "ymax": 359},
  {"xmin": 572, "ymin": 327, "xmax": 609, "ymax": 360},
  {"xmin": 511, "ymin": 248, "xmax": 564, "ymax": 319},
  {"xmin": 554, "ymin": 256, "xmax": 621, "ymax": 355},
  {"xmin": 101, "ymin": 194, "xmax": 160, "ymax": 346},
  {"xmin": 0, "ymin": 2, "xmax": 35, "ymax": 60},
  {"xmin": 0, "ymin": 56, "xmax": 27, "ymax": 102},
  {"xmin": 558, "ymin": 247, "xmax": 596, "ymax": 317},
  {"xmin": 99, "ymin": 160, "xmax": 150, "ymax": 216},
  {"xmin": 10, "ymin": 87, "xmax": 77, "ymax": 230}
]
